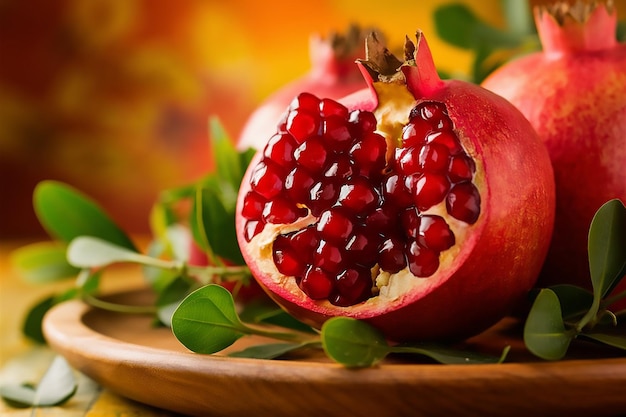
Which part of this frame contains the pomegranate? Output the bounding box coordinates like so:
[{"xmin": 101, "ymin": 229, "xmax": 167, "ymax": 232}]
[
  {"xmin": 237, "ymin": 25, "xmax": 374, "ymax": 151},
  {"xmin": 482, "ymin": 0, "xmax": 626, "ymax": 292},
  {"xmin": 235, "ymin": 31, "xmax": 555, "ymax": 342}
]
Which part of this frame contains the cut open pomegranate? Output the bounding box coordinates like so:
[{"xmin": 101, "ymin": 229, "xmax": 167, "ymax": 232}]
[
  {"xmin": 242, "ymin": 96, "xmax": 479, "ymax": 307},
  {"xmin": 236, "ymin": 31, "xmax": 556, "ymax": 342}
]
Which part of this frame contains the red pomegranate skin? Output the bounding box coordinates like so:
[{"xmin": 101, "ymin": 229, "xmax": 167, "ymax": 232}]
[
  {"xmin": 236, "ymin": 32, "xmax": 555, "ymax": 342},
  {"xmin": 482, "ymin": 3, "xmax": 626, "ymax": 292}
]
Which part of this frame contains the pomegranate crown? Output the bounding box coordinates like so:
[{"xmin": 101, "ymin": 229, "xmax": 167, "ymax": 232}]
[
  {"xmin": 356, "ymin": 30, "xmax": 445, "ymax": 98},
  {"xmin": 536, "ymin": 0, "xmax": 615, "ymax": 25},
  {"xmin": 534, "ymin": 0, "xmax": 618, "ymax": 53}
]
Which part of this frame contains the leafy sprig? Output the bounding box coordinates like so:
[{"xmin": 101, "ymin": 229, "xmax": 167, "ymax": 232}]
[
  {"xmin": 524, "ymin": 199, "xmax": 626, "ymax": 360},
  {"xmin": 170, "ymin": 285, "xmax": 507, "ymax": 366},
  {"xmin": 10, "ymin": 118, "xmax": 254, "ymax": 336}
]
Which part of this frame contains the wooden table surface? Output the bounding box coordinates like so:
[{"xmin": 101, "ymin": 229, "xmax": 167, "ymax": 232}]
[{"xmin": 0, "ymin": 239, "xmax": 182, "ymax": 416}]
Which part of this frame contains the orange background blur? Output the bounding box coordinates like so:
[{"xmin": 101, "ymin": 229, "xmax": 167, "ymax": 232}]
[{"xmin": 1, "ymin": 0, "xmax": 624, "ymax": 238}]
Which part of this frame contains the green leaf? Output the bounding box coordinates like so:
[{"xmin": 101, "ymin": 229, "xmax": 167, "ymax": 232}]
[
  {"xmin": 617, "ymin": 20, "xmax": 626, "ymax": 42},
  {"xmin": 0, "ymin": 356, "xmax": 77, "ymax": 407},
  {"xmin": 548, "ymin": 284, "xmax": 594, "ymax": 320},
  {"xmin": 392, "ymin": 343, "xmax": 509, "ymax": 365},
  {"xmin": 582, "ymin": 333, "xmax": 626, "ymax": 350},
  {"xmin": 155, "ymin": 276, "xmax": 195, "ymax": 327},
  {"xmin": 228, "ymin": 343, "xmax": 309, "ymax": 359},
  {"xmin": 321, "ymin": 317, "xmax": 389, "ymax": 368},
  {"xmin": 210, "ymin": 117, "xmax": 244, "ymax": 192},
  {"xmin": 22, "ymin": 296, "xmax": 56, "ymax": 344},
  {"xmin": 10, "ymin": 242, "xmax": 79, "ymax": 283},
  {"xmin": 501, "ymin": 0, "xmax": 534, "ymax": 36},
  {"xmin": 171, "ymin": 285, "xmax": 247, "ymax": 354},
  {"xmin": 433, "ymin": 4, "xmax": 481, "ymax": 49},
  {"xmin": 524, "ymin": 289, "xmax": 573, "ymax": 360},
  {"xmin": 67, "ymin": 236, "xmax": 146, "ymax": 268},
  {"xmin": 588, "ymin": 199, "xmax": 626, "ymax": 299},
  {"xmin": 433, "ymin": 4, "xmax": 521, "ymax": 50},
  {"xmin": 33, "ymin": 181, "xmax": 136, "ymax": 250},
  {"xmin": 191, "ymin": 185, "xmax": 244, "ymax": 264}
]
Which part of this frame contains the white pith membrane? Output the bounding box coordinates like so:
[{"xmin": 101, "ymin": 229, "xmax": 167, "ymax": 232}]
[{"xmin": 245, "ymin": 82, "xmax": 485, "ymax": 314}]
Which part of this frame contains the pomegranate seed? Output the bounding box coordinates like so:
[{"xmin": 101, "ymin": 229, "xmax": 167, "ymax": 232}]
[
  {"xmin": 382, "ymin": 173, "xmax": 413, "ymax": 207},
  {"xmin": 350, "ymin": 132, "xmax": 387, "ymax": 178},
  {"xmin": 448, "ymin": 154, "xmax": 475, "ymax": 182},
  {"xmin": 262, "ymin": 198, "xmax": 306, "ymax": 224},
  {"xmin": 287, "ymin": 110, "xmax": 320, "ymax": 143},
  {"xmin": 411, "ymin": 101, "xmax": 452, "ymax": 130},
  {"xmin": 308, "ymin": 179, "xmax": 340, "ymax": 216},
  {"xmin": 366, "ymin": 206, "xmax": 398, "ymax": 234},
  {"xmin": 320, "ymin": 98, "xmax": 349, "ymax": 118},
  {"xmin": 406, "ymin": 241, "xmax": 440, "ymax": 277},
  {"xmin": 401, "ymin": 119, "xmax": 431, "ymax": 147},
  {"xmin": 426, "ymin": 130, "xmax": 463, "ymax": 155},
  {"xmin": 300, "ymin": 266, "xmax": 333, "ymax": 299},
  {"xmin": 285, "ymin": 167, "xmax": 315, "ymax": 203},
  {"xmin": 379, "ymin": 237, "xmax": 407, "ymax": 273},
  {"xmin": 417, "ymin": 215, "xmax": 455, "ymax": 252},
  {"xmin": 244, "ymin": 220, "xmax": 264, "ymax": 242},
  {"xmin": 264, "ymin": 133, "xmax": 296, "ymax": 168},
  {"xmin": 397, "ymin": 146, "xmax": 422, "ymax": 176},
  {"xmin": 317, "ymin": 208, "xmax": 354, "ymax": 243},
  {"xmin": 332, "ymin": 267, "xmax": 372, "ymax": 306},
  {"xmin": 323, "ymin": 115, "xmax": 353, "ymax": 151},
  {"xmin": 413, "ymin": 173, "xmax": 451, "ymax": 210},
  {"xmin": 289, "ymin": 226, "xmax": 320, "ymax": 255},
  {"xmin": 348, "ymin": 110, "xmax": 377, "ymax": 134},
  {"xmin": 242, "ymin": 191, "xmax": 266, "ymax": 219},
  {"xmin": 273, "ymin": 235, "xmax": 306, "ymax": 276},
  {"xmin": 447, "ymin": 182, "xmax": 481, "ymax": 224},
  {"xmin": 313, "ymin": 240, "xmax": 344, "ymax": 273},
  {"xmin": 337, "ymin": 177, "xmax": 380, "ymax": 214},
  {"xmin": 290, "ymin": 92, "xmax": 321, "ymax": 113},
  {"xmin": 419, "ymin": 143, "xmax": 451, "ymax": 173},
  {"xmin": 250, "ymin": 160, "xmax": 284, "ymax": 199},
  {"xmin": 324, "ymin": 156, "xmax": 353, "ymax": 180},
  {"xmin": 345, "ymin": 227, "xmax": 381, "ymax": 264},
  {"xmin": 294, "ymin": 136, "xmax": 328, "ymax": 173},
  {"xmin": 400, "ymin": 207, "xmax": 421, "ymax": 239}
]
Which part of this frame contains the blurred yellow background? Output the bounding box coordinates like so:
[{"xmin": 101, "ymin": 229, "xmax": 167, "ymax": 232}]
[{"xmin": 1, "ymin": 0, "xmax": 623, "ymax": 238}]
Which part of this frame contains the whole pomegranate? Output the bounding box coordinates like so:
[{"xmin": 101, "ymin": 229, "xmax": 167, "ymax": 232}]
[
  {"xmin": 482, "ymin": 1, "xmax": 626, "ymax": 291},
  {"xmin": 237, "ymin": 25, "xmax": 374, "ymax": 151},
  {"xmin": 235, "ymin": 31, "xmax": 555, "ymax": 342}
]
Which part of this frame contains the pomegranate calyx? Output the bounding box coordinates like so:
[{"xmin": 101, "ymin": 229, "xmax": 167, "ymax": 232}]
[
  {"xmin": 310, "ymin": 24, "xmax": 378, "ymax": 79},
  {"xmin": 535, "ymin": 0, "xmax": 617, "ymax": 54},
  {"xmin": 355, "ymin": 31, "xmax": 445, "ymax": 102},
  {"xmin": 357, "ymin": 31, "xmax": 404, "ymax": 82},
  {"xmin": 401, "ymin": 31, "xmax": 445, "ymax": 99}
]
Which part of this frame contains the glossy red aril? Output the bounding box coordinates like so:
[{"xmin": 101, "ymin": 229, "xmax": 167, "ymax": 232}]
[
  {"xmin": 482, "ymin": 1, "xmax": 626, "ymax": 296},
  {"xmin": 236, "ymin": 31, "xmax": 555, "ymax": 342}
]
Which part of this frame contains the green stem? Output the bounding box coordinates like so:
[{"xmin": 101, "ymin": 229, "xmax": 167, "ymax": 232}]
[
  {"xmin": 242, "ymin": 323, "xmax": 320, "ymax": 344},
  {"xmin": 82, "ymin": 293, "xmax": 158, "ymax": 315},
  {"xmin": 576, "ymin": 296, "xmax": 601, "ymax": 332}
]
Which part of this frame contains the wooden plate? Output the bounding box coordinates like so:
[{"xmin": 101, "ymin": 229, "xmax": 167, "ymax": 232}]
[{"xmin": 43, "ymin": 288, "xmax": 626, "ymax": 417}]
